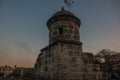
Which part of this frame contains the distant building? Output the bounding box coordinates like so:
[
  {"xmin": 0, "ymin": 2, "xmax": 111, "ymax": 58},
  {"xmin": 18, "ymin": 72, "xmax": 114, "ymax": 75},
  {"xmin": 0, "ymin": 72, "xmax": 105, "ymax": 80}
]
[
  {"xmin": 34, "ymin": 7, "xmax": 103, "ymax": 80},
  {"xmin": 0, "ymin": 65, "xmax": 13, "ymax": 77},
  {"xmin": 13, "ymin": 65, "xmax": 33, "ymax": 76},
  {"xmin": 12, "ymin": 65, "xmax": 34, "ymax": 80}
]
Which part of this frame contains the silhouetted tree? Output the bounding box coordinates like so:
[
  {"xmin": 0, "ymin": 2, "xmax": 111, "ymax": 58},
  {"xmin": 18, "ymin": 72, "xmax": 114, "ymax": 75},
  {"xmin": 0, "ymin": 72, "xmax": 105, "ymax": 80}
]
[
  {"xmin": 95, "ymin": 49, "xmax": 116, "ymax": 63},
  {"xmin": 12, "ymin": 69, "xmax": 21, "ymax": 79},
  {"xmin": 95, "ymin": 49, "xmax": 119, "ymax": 80},
  {"xmin": 0, "ymin": 72, "xmax": 4, "ymax": 77},
  {"xmin": 22, "ymin": 69, "xmax": 34, "ymax": 80}
]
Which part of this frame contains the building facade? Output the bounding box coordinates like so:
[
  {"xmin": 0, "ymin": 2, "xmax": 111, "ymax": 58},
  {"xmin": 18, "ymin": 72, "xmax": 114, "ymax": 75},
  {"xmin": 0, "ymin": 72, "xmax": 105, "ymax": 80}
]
[
  {"xmin": 83, "ymin": 52, "xmax": 103, "ymax": 80},
  {"xmin": 0, "ymin": 65, "xmax": 13, "ymax": 77},
  {"xmin": 34, "ymin": 7, "xmax": 103, "ymax": 80},
  {"xmin": 35, "ymin": 7, "xmax": 84, "ymax": 80}
]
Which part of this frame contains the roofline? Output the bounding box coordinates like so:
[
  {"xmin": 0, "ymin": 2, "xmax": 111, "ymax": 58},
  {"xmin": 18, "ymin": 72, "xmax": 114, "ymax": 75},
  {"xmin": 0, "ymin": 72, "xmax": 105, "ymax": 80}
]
[
  {"xmin": 40, "ymin": 40, "xmax": 82, "ymax": 52},
  {"xmin": 47, "ymin": 15, "xmax": 81, "ymax": 29}
]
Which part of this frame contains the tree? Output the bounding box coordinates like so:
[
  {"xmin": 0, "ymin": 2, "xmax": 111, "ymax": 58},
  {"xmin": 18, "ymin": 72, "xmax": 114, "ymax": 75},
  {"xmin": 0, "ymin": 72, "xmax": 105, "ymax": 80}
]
[
  {"xmin": 12, "ymin": 69, "xmax": 21, "ymax": 79},
  {"xmin": 95, "ymin": 49, "xmax": 118, "ymax": 80},
  {"xmin": 22, "ymin": 69, "xmax": 34, "ymax": 80},
  {"xmin": 95, "ymin": 49, "xmax": 116, "ymax": 63},
  {"xmin": 0, "ymin": 72, "xmax": 4, "ymax": 77}
]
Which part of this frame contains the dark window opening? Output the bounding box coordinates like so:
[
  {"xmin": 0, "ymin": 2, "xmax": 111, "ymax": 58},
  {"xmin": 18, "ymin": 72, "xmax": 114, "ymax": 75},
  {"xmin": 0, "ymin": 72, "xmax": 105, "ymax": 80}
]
[{"xmin": 59, "ymin": 28, "xmax": 63, "ymax": 35}]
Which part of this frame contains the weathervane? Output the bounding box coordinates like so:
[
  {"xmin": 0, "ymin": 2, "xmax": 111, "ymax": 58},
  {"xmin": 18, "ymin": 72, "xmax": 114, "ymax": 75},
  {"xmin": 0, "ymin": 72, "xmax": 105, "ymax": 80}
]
[{"xmin": 64, "ymin": 0, "xmax": 74, "ymax": 10}]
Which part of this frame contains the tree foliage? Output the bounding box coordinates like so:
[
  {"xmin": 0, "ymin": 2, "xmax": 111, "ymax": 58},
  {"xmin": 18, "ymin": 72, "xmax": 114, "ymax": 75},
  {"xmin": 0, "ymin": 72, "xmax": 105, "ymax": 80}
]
[
  {"xmin": 95, "ymin": 49, "xmax": 117, "ymax": 63},
  {"xmin": 22, "ymin": 69, "xmax": 34, "ymax": 80},
  {"xmin": 12, "ymin": 70, "xmax": 21, "ymax": 78},
  {"xmin": 0, "ymin": 72, "xmax": 4, "ymax": 77}
]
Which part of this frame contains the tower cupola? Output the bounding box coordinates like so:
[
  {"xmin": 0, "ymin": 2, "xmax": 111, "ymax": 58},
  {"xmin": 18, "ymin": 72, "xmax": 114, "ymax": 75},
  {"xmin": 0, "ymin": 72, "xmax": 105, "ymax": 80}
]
[
  {"xmin": 47, "ymin": 7, "xmax": 81, "ymax": 44},
  {"xmin": 47, "ymin": 7, "xmax": 81, "ymax": 28}
]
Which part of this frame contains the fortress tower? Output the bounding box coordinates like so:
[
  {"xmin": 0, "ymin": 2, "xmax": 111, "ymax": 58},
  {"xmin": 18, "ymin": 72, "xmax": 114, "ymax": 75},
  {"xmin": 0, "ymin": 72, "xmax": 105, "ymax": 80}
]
[{"xmin": 35, "ymin": 7, "xmax": 85, "ymax": 80}]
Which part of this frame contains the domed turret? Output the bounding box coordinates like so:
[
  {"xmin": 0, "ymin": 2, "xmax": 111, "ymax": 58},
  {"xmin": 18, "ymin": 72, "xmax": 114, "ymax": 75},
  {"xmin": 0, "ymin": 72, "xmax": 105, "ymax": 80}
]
[
  {"xmin": 47, "ymin": 7, "xmax": 81, "ymax": 44},
  {"xmin": 47, "ymin": 7, "xmax": 81, "ymax": 29}
]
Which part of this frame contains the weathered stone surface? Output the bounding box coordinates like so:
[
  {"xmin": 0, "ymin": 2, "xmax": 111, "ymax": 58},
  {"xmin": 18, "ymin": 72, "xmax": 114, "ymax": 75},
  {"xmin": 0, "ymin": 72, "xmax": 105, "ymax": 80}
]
[{"xmin": 34, "ymin": 8, "xmax": 103, "ymax": 80}]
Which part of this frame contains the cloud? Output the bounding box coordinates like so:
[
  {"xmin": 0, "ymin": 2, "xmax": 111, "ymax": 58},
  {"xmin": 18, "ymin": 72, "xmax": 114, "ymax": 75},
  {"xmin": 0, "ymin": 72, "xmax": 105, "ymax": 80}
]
[
  {"xmin": 0, "ymin": 46, "xmax": 13, "ymax": 59},
  {"xmin": 0, "ymin": 46, "xmax": 15, "ymax": 66},
  {"xmin": 15, "ymin": 42, "xmax": 33, "ymax": 55},
  {"xmin": 0, "ymin": 41, "xmax": 35, "ymax": 67}
]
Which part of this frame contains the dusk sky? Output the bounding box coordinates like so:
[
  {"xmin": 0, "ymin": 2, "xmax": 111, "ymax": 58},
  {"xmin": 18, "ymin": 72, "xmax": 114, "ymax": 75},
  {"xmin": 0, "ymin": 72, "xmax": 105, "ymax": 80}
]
[{"xmin": 0, "ymin": 0, "xmax": 120, "ymax": 67}]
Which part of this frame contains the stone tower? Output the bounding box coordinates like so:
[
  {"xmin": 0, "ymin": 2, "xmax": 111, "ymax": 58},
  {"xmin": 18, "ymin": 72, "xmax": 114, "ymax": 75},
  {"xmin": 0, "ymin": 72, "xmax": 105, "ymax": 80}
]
[
  {"xmin": 48, "ymin": 7, "xmax": 80, "ymax": 44},
  {"xmin": 34, "ymin": 7, "xmax": 85, "ymax": 80}
]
